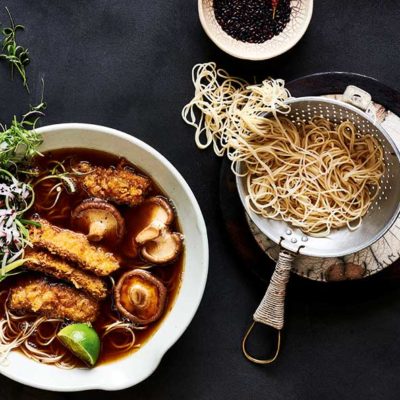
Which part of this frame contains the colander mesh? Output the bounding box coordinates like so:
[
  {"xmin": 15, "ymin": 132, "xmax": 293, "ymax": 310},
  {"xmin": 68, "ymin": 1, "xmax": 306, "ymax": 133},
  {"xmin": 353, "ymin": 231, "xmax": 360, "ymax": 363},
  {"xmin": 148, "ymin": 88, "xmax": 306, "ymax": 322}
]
[{"xmin": 287, "ymin": 100, "xmax": 395, "ymax": 211}]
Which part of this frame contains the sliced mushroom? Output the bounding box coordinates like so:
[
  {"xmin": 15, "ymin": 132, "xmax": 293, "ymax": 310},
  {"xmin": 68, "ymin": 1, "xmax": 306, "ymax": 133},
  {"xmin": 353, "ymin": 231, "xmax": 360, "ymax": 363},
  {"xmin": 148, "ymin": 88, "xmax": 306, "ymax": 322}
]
[
  {"xmin": 114, "ymin": 269, "xmax": 167, "ymax": 324},
  {"xmin": 71, "ymin": 198, "xmax": 125, "ymax": 243},
  {"xmin": 135, "ymin": 197, "xmax": 175, "ymax": 244},
  {"xmin": 141, "ymin": 230, "xmax": 183, "ymax": 264},
  {"xmin": 123, "ymin": 196, "xmax": 176, "ymax": 258}
]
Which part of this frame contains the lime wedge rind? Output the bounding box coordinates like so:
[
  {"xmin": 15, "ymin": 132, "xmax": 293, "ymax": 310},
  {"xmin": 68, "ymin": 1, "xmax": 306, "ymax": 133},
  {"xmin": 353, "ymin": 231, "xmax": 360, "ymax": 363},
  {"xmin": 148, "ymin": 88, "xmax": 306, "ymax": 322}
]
[{"xmin": 57, "ymin": 323, "xmax": 101, "ymax": 367}]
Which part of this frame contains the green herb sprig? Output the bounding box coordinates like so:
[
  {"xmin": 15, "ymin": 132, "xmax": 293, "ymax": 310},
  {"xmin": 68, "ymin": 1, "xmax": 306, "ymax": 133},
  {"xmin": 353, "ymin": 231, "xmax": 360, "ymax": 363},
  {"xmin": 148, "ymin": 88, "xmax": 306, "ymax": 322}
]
[
  {"xmin": 0, "ymin": 95, "xmax": 46, "ymax": 168},
  {"xmin": 0, "ymin": 7, "xmax": 30, "ymax": 92},
  {"xmin": 0, "ymin": 98, "xmax": 46, "ymax": 281}
]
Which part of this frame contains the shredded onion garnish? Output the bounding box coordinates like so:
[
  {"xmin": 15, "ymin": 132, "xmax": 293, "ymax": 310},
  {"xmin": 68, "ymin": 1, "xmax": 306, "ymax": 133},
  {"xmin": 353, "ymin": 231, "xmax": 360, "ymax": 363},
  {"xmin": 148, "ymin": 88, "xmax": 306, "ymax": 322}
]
[{"xmin": 0, "ymin": 168, "xmax": 35, "ymax": 277}]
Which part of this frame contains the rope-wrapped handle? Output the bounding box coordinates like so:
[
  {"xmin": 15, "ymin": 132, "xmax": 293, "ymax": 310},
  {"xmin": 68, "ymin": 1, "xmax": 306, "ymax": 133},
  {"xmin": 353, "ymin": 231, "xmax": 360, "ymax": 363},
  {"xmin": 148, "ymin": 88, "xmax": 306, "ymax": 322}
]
[
  {"xmin": 242, "ymin": 250, "xmax": 294, "ymax": 364},
  {"xmin": 253, "ymin": 250, "xmax": 294, "ymax": 330}
]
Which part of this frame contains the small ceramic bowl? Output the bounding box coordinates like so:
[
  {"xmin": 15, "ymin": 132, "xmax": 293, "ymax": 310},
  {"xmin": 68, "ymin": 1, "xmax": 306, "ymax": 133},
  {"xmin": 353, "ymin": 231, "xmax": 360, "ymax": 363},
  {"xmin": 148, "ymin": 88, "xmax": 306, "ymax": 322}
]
[
  {"xmin": 198, "ymin": 0, "xmax": 314, "ymax": 61},
  {"xmin": 0, "ymin": 123, "xmax": 209, "ymax": 391}
]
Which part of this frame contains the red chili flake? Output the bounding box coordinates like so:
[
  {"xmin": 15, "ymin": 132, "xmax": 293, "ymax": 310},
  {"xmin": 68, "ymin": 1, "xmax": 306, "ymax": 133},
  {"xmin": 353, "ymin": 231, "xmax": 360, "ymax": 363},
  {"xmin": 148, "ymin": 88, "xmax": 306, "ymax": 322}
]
[{"xmin": 272, "ymin": 0, "xmax": 279, "ymax": 19}]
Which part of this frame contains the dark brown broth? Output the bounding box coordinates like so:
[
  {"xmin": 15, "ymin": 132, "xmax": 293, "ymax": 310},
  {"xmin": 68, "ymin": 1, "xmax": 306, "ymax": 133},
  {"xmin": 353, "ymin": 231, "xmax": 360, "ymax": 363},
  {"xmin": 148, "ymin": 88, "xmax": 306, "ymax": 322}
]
[{"xmin": 7, "ymin": 148, "xmax": 184, "ymax": 367}]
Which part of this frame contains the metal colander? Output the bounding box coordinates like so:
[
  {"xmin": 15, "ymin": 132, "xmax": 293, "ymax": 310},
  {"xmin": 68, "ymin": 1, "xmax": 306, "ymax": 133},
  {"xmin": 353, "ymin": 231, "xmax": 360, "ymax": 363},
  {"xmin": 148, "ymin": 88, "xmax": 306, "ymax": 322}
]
[
  {"xmin": 237, "ymin": 86, "xmax": 400, "ymax": 364},
  {"xmin": 236, "ymin": 93, "xmax": 400, "ymax": 258}
]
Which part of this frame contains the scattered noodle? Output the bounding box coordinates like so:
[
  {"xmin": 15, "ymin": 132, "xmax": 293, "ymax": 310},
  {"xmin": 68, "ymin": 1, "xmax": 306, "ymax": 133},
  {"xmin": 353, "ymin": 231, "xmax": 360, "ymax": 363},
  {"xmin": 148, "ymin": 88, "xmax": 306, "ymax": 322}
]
[
  {"xmin": 182, "ymin": 62, "xmax": 290, "ymax": 157},
  {"xmin": 0, "ymin": 289, "xmax": 141, "ymax": 367},
  {"xmin": 0, "ymin": 291, "xmax": 74, "ymax": 368},
  {"xmin": 101, "ymin": 315, "xmax": 140, "ymax": 353},
  {"xmin": 182, "ymin": 62, "xmax": 385, "ymax": 235}
]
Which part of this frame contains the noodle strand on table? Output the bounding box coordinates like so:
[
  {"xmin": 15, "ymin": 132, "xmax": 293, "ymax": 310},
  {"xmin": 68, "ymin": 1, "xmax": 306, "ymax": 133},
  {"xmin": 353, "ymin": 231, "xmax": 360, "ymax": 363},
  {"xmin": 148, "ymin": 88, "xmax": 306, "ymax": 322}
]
[{"xmin": 182, "ymin": 63, "xmax": 385, "ymax": 235}]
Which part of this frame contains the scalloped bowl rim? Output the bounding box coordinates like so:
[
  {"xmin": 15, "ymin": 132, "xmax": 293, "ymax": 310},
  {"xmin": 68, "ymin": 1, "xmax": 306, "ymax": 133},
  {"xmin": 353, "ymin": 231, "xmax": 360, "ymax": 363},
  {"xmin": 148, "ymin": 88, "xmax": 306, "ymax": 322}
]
[
  {"xmin": 198, "ymin": 0, "xmax": 314, "ymax": 61},
  {"xmin": 0, "ymin": 123, "xmax": 209, "ymax": 392}
]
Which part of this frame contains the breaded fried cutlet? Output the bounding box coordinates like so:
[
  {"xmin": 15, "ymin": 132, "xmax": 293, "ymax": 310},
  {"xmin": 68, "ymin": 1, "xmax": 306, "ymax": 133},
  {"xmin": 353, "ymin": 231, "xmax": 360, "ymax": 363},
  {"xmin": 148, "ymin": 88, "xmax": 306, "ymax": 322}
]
[
  {"xmin": 29, "ymin": 219, "xmax": 120, "ymax": 277},
  {"xmin": 9, "ymin": 277, "xmax": 99, "ymax": 322},
  {"xmin": 75, "ymin": 160, "xmax": 151, "ymax": 207},
  {"xmin": 25, "ymin": 249, "xmax": 108, "ymax": 300}
]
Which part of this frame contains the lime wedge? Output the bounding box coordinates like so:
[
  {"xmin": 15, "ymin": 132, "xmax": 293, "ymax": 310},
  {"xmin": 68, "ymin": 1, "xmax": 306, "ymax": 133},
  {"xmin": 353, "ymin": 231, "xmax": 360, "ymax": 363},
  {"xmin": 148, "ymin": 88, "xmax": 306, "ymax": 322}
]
[{"xmin": 57, "ymin": 323, "xmax": 100, "ymax": 367}]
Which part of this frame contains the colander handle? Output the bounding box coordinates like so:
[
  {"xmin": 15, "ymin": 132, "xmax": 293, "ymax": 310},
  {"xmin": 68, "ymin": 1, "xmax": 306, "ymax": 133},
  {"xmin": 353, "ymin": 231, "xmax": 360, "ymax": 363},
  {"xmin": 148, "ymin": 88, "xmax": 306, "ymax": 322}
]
[
  {"xmin": 342, "ymin": 85, "xmax": 376, "ymax": 118},
  {"xmin": 242, "ymin": 250, "xmax": 295, "ymax": 364}
]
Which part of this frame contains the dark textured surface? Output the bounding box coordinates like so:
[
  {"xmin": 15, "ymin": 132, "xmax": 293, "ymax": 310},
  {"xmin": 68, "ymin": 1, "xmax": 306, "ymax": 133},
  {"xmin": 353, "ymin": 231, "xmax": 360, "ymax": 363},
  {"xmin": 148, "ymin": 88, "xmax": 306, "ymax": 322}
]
[{"xmin": 1, "ymin": 1, "xmax": 400, "ymax": 399}]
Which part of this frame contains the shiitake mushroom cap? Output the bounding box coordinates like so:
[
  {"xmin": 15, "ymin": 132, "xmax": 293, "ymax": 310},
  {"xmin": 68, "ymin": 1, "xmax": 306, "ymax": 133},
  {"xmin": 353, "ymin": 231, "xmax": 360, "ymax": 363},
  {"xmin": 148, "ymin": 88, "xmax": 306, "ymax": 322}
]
[
  {"xmin": 71, "ymin": 198, "xmax": 125, "ymax": 243},
  {"xmin": 140, "ymin": 231, "xmax": 183, "ymax": 265},
  {"xmin": 135, "ymin": 196, "xmax": 175, "ymax": 244},
  {"xmin": 114, "ymin": 269, "xmax": 167, "ymax": 325}
]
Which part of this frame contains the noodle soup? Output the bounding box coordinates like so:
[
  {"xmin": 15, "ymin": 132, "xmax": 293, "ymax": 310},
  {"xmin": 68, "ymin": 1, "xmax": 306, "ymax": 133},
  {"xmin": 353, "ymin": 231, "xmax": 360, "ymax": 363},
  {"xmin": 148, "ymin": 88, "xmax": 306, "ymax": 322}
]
[{"xmin": 0, "ymin": 149, "xmax": 184, "ymax": 368}]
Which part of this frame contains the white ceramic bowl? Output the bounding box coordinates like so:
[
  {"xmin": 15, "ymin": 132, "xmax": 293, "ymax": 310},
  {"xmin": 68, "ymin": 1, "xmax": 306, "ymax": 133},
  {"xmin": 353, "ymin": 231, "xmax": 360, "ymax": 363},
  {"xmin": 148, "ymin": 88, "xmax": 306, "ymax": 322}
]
[
  {"xmin": 0, "ymin": 123, "xmax": 209, "ymax": 391},
  {"xmin": 198, "ymin": 0, "xmax": 313, "ymax": 61}
]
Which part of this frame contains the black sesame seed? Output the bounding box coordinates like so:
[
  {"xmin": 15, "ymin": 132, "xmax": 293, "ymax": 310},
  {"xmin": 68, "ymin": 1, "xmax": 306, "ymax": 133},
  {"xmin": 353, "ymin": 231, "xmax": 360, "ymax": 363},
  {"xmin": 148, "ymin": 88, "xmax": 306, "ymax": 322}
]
[{"xmin": 213, "ymin": 0, "xmax": 291, "ymax": 44}]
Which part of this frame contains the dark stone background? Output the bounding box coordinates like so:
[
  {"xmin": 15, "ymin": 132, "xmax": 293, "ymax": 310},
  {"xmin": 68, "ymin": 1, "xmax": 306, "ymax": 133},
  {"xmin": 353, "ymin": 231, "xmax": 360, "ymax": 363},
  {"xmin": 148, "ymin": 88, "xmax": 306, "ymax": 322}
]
[{"xmin": 1, "ymin": 1, "xmax": 400, "ymax": 399}]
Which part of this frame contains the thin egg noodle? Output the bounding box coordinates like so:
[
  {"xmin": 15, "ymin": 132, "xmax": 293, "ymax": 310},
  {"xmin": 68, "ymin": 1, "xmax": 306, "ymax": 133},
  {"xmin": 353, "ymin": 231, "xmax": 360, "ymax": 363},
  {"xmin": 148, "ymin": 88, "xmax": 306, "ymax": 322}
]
[{"xmin": 182, "ymin": 62, "xmax": 385, "ymax": 236}]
